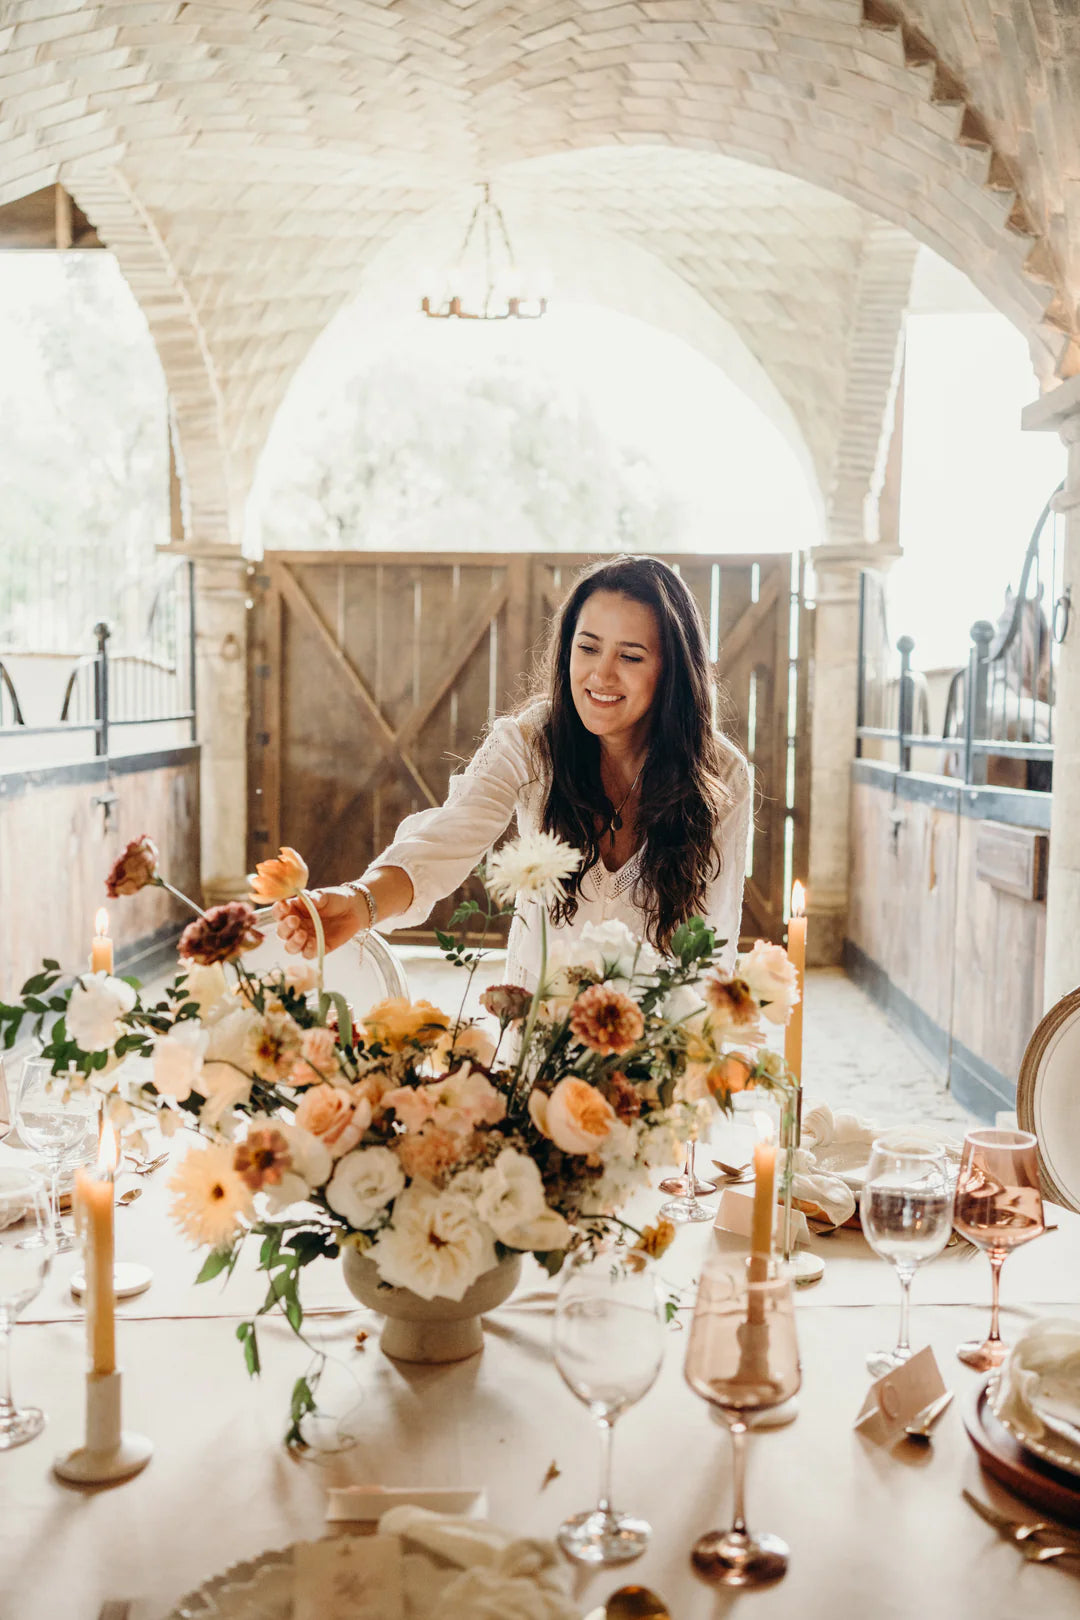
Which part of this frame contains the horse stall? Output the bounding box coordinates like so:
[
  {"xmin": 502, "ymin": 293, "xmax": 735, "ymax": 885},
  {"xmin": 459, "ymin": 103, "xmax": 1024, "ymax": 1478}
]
[{"xmin": 847, "ymin": 500, "xmax": 1063, "ymax": 1119}]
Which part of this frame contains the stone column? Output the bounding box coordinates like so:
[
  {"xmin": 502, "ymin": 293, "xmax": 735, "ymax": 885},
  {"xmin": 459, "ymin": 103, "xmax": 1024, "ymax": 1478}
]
[
  {"xmin": 806, "ymin": 542, "xmax": 884, "ymax": 966},
  {"xmin": 1021, "ymin": 376, "xmax": 1080, "ymax": 1009},
  {"xmin": 164, "ymin": 545, "xmax": 251, "ymax": 905}
]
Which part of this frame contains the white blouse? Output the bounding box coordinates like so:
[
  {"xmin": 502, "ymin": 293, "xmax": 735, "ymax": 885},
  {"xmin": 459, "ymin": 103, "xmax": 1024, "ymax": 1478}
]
[{"xmin": 372, "ymin": 704, "xmax": 751, "ymax": 991}]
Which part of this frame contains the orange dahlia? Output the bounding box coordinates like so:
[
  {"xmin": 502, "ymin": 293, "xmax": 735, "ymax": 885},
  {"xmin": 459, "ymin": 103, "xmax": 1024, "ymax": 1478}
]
[{"xmin": 569, "ymin": 984, "xmax": 644, "ymax": 1056}]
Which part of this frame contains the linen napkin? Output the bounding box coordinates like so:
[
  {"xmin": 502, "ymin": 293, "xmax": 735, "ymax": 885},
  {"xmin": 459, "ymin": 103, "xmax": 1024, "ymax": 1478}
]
[
  {"xmin": 800, "ymin": 1103, "xmax": 878, "ymax": 1156},
  {"xmin": 379, "ymin": 1507, "xmax": 578, "ymax": 1620},
  {"xmin": 780, "ymin": 1145, "xmax": 857, "ymax": 1227},
  {"xmin": 326, "ymin": 1485, "xmax": 487, "ymax": 1523},
  {"xmin": 995, "ymin": 1317, "xmax": 1080, "ymax": 1448}
]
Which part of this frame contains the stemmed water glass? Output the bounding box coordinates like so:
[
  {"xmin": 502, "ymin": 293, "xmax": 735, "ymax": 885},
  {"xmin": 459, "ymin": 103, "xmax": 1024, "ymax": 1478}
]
[
  {"xmin": 860, "ymin": 1133, "xmax": 954, "ymax": 1377},
  {"xmin": 659, "ymin": 1135, "xmax": 716, "ymax": 1224},
  {"xmin": 684, "ymin": 1266, "xmax": 801, "ymax": 1587},
  {"xmin": 0, "ymin": 1170, "xmax": 54, "ymax": 1448},
  {"xmin": 552, "ymin": 1243, "xmax": 667, "ymax": 1565},
  {"xmin": 952, "ymin": 1127, "xmax": 1045, "ymax": 1371},
  {"xmin": 14, "ymin": 1058, "xmax": 97, "ymax": 1254},
  {"xmin": 0, "ymin": 1057, "xmax": 11, "ymax": 1142}
]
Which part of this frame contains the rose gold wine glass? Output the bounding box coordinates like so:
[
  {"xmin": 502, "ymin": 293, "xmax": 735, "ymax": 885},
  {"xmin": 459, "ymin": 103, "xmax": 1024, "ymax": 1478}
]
[
  {"xmin": 952, "ymin": 1128, "xmax": 1045, "ymax": 1372},
  {"xmin": 659, "ymin": 1135, "xmax": 717, "ymax": 1224},
  {"xmin": 684, "ymin": 1266, "xmax": 801, "ymax": 1587}
]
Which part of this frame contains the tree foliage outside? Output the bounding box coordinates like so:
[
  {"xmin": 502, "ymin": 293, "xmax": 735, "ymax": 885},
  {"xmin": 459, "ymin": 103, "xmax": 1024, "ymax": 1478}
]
[
  {"xmin": 250, "ymin": 345, "xmax": 688, "ymax": 556},
  {"xmin": 0, "ymin": 252, "xmax": 169, "ymax": 653}
]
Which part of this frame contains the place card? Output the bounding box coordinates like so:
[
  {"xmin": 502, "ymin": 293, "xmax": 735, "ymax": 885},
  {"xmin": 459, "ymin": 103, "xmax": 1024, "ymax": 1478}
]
[
  {"xmin": 326, "ymin": 1485, "xmax": 487, "ymax": 1522},
  {"xmin": 713, "ymin": 1182, "xmax": 809, "ymax": 1245},
  {"xmin": 854, "ymin": 1346, "xmax": 947, "ymax": 1446},
  {"xmin": 293, "ymin": 1535, "xmax": 404, "ymax": 1620}
]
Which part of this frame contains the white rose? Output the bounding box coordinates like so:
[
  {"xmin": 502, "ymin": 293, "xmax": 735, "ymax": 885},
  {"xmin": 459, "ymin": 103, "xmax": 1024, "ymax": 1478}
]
[
  {"xmin": 203, "ymin": 1006, "xmax": 261, "ymax": 1069},
  {"xmin": 194, "ymin": 1006, "xmax": 260, "ymax": 1128},
  {"xmin": 66, "ymin": 972, "xmax": 137, "ymax": 1052},
  {"xmin": 661, "ymin": 983, "xmax": 706, "ymax": 1026},
  {"xmin": 152, "ymin": 1021, "xmax": 208, "ymax": 1101},
  {"xmin": 325, "ymin": 1146, "xmax": 405, "ymax": 1229},
  {"xmin": 737, "ymin": 940, "xmax": 799, "ymax": 1026},
  {"xmin": 475, "ymin": 1149, "xmax": 571, "ymax": 1251},
  {"xmin": 368, "ymin": 1183, "xmax": 495, "ymax": 1302},
  {"xmin": 571, "ymin": 919, "xmax": 661, "ymax": 989}
]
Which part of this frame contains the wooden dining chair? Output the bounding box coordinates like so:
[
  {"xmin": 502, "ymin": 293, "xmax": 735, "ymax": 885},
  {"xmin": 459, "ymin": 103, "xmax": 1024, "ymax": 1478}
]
[{"xmin": 1016, "ymin": 986, "xmax": 1080, "ymax": 1213}]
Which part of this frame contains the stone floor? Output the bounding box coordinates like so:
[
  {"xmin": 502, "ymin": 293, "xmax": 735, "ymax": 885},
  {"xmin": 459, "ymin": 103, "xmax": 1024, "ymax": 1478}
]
[{"xmin": 397, "ymin": 951, "xmax": 978, "ymax": 1138}]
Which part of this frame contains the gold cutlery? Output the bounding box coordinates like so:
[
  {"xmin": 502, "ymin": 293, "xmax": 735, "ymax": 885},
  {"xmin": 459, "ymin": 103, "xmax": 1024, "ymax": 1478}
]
[
  {"xmin": 963, "ymin": 1489, "xmax": 1080, "ymax": 1551},
  {"xmin": 117, "ymin": 1188, "xmax": 143, "ymax": 1206},
  {"xmin": 583, "ymin": 1587, "xmax": 672, "ymax": 1620},
  {"xmin": 123, "ymin": 1151, "xmax": 169, "ymax": 1177},
  {"xmin": 712, "ymin": 1159, "xmax": 749, "ymax": 1179},
  {"xmin": 903, "ymin": 1389, "xmax": 954, "ymax": 1440}
]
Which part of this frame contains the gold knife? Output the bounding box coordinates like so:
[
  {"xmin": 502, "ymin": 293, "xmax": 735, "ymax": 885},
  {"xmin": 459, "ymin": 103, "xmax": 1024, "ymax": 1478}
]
[{"xmin": 963, "ymin": 1489, "xmax": 1080, "ymax": 1548}]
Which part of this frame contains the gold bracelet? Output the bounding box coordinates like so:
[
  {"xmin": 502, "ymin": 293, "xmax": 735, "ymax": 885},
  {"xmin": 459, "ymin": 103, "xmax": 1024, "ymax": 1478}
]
[{"xmin": 346, "ymin": 879, "xmax": 378, "ymax": 931}]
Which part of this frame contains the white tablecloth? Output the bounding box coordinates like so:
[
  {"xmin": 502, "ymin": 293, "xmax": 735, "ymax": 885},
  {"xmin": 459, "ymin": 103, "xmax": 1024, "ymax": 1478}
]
[{"xmin": 3, "ymin": 1121, "xmax": 1080, "ymax": 1620}]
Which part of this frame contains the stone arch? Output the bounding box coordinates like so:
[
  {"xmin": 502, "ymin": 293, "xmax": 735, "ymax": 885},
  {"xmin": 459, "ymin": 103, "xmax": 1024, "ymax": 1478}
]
[{"xmin": 61, "ymin": 169, "xmax": 234, "ymax": 548}]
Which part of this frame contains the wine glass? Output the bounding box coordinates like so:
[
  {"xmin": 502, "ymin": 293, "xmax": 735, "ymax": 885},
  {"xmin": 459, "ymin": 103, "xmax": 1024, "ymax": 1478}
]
[
  {"xmin": 659, "ymin": 1133, "xmax": 716, "ymax": 1224},
  {"xmin": 684, "ymin": 1265, "xmax": 801, "ymax": 1587},
  {"xmin": 0, "ymin": 1057, "xmax": 11, "ymax": 1142},
  {"xmin": 552, "ymin": 1243, "xmax": 666, "ymax": 1565},
  {"xmin": 860, "ymin": 1133, "xmax": 953, "ymax": 1377},
  {"xmin": 952, "ymin": 1127, "xmax": 1045, "ymax": 1371},
  {"xmin": 0, "ymin": 1170, "xmax": 54, "ymax": 1448},
  {"xmin": 14, "ymin": 1058, "xmax": 98, "ymax": 1254}
]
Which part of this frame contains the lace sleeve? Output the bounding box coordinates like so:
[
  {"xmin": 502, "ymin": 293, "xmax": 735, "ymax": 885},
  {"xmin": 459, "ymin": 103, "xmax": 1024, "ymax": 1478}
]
[{"xmin": 369, "ymin": 716, "xmax": 535, "ymax": 932}]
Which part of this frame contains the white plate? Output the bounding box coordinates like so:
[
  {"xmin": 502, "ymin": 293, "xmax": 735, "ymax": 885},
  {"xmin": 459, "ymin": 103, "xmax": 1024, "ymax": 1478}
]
[
  {"xmin": 988, "ymin": 1371, "xmax": 1080, "ymax": 1480},
  {"xmin": 165, "ymin": 1532, "xmax": 580, "ymax": 1620}
]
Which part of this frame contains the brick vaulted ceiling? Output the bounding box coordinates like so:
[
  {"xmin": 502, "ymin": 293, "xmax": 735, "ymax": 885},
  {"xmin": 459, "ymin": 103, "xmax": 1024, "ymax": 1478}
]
[{"xmin": 2, "ymin": 1, "xmax": 1078, "ymax": 544}]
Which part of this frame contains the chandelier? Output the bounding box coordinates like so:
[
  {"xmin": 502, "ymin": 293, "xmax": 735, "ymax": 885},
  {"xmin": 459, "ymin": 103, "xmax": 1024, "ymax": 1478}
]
[{"xmin": 421, "ymin": 184, "xmax": 548, "ymax": 321}]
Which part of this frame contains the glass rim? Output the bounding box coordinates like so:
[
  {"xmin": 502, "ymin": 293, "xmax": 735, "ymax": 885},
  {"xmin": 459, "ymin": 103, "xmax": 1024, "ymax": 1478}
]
[
  {"xmin": 962, "ymin": 1126, "xmax": 1037, "ymax": 1149},
  {"xmin": 869, "ymin": 1131, "xmax": 949, "ymax": 1161}
]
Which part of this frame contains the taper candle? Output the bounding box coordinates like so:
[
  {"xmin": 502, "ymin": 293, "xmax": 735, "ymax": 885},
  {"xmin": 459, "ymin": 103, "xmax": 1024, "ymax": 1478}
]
[
  {"xmin": 784, "ymin": 882, "xmax": 806, "ymax": 1084},
  {"xmin": 90, "ymin": 907, "xmax": 113, "ymax": 975},
  {"xmin": 750, "ymin": 1120, "xmax": 777, "ymax": 1261},
  {"xmin": 75, "ymin": 1120, "xmax": 117, "ymax": 1376}
]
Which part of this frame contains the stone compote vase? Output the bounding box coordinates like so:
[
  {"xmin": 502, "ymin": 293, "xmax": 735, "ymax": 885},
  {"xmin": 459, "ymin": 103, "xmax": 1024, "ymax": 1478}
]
[{"xmin": 341, "ymin": 1248, "xmax": 523, "ymax": 1364}]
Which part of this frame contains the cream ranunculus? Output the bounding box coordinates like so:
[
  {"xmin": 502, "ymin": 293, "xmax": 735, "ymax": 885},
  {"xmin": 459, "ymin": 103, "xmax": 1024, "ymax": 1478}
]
[
  {"xmin": 475, "ymin": 1148, "xmax": 571, "ymax": 1251},
  {"xmin": 367, "ymin": 1183, "xmax": 496, "ymax": 1301},
  {"xmin": 529, "ymin": 1078, "xmax": 616, "ymax": 1156},
  {"xmin": 737, "ymin": 939, "xmax": 800, "ymax": 1026},
  {"xmin": 66, "ymin": 972, "xmax": 137, "ymax": 1052},
  {"xmin": 181, "ymin": 962, "xmax": 232, "ymax": 1021},
  {"xmin": 152, "ymin": 1020, "xmax": 208, "ymax": 1101},
  {"xmin": 325, "ymin": 1145, "xmax": 405, "ymax": 1229}
]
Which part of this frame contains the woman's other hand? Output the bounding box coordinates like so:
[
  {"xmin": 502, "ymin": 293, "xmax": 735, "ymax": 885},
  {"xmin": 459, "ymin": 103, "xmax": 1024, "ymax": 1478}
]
[{"xmin": 273, "ymin": 888, "xmax": 366, "ymax": 957}]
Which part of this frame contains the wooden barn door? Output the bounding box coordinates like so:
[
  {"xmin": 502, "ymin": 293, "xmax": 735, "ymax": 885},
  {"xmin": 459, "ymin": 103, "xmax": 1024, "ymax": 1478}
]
[{"xmin": 248, "ymin": 551, "xmax": 808, "ymax": 946}]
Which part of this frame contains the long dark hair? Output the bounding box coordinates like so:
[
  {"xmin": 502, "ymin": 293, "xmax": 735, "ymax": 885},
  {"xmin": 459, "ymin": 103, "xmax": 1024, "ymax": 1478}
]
[{"xmin": 530, "ymin": 554, "xmax": 737, "ymax": 950}]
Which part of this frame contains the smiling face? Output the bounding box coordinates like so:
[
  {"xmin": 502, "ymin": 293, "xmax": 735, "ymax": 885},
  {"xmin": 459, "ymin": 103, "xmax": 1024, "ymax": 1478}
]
[{"xmin": 568, "ymin": 589, "xmax": 663, "ymax": 749}]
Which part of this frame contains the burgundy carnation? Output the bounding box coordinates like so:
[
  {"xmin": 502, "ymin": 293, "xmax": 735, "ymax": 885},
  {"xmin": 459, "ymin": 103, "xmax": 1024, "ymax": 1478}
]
[
  {"xmin": 106, "ymin": 835, "xmax": 159, "ymax": 897},
  {"xmin": 179, "ymin": 902, "xmax": 263, "ymax": 966}
]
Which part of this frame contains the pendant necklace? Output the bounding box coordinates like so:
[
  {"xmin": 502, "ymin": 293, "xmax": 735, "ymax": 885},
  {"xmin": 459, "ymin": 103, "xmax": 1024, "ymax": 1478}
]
[{"xmin": 608, "ymin": 762, "xmax": 645, "ymax": 843}]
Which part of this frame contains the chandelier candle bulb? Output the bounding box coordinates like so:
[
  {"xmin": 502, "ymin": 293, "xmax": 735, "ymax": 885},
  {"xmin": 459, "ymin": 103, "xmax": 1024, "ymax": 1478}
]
[
  {"xmin": 784, "ymin": 884, "xmax": 806, "ymax": 1085},
  {"xmin": 90, "ymin": 907, "xmax": 113, "ymax": 975}
]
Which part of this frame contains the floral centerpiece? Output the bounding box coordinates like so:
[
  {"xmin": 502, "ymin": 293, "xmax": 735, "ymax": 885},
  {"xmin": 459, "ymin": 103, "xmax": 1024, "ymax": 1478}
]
[{"xmin": 0, "ymin": 831, "xmax": 797, "ymax": 1444}]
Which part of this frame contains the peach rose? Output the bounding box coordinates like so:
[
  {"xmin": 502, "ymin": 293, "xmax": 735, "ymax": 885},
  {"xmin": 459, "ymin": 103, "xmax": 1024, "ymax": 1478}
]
[
  {"xmin": 291, "ymin": 1025, "xmax": 340, "ymax": 1085},
  {"xmin": 707, "ymin": 1054, "xmax": 754, "ymax": 1097},
  {"xmin": 293, "ymin": 1084, "xmax": 372, "ymax": 1159},
  {"xmin": 529, "ymin": 1078, "xmax": 616, "ymax": 1156},
  {"xmin": 248, "ymin": 846, "xmax": 309, "ymax": 904},
  {"xmin": 432, "ymin": 1023, "xmax": 497, "ymax": 1072}
]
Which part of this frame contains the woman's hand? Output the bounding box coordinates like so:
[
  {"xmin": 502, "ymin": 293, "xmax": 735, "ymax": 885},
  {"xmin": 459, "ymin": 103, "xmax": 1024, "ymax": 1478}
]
[{"xmin": 273, "ymin": 888, "xmax": 366, "ymax": 958}]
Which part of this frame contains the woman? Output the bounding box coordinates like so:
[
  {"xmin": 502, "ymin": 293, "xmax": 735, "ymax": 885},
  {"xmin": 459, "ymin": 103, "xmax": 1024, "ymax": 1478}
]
[{"xmin": 275, "ymin": 554, "xmax": 751, "ymax": 987}]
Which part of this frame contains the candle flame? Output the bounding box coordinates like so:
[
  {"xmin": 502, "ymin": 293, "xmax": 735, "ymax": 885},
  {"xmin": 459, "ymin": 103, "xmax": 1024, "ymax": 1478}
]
[
  {"xmin": 97, "ymin": 1116, "xmax": 119, "ymax": 1176},
  {"xmin": 752, "ymin": 1111, "xmax": 775, "ymax": 1144},
  {"xmin": 95, "ymin": 907, "xmax": 110, "ymax": 938},
  {"xmin": 791, "ymin": 881, "xmax": 806, "ymax": 919}
]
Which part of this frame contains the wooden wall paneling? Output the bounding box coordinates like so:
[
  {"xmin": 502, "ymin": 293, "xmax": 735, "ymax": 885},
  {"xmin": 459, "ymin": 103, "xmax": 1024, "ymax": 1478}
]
[
  {"xmin": 371, "ymin": 561, "xmax": 426, "ymax": 876},
  {"xmin": 247, "ymin": 563, "xmax": 282, "ymax": 863}
]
